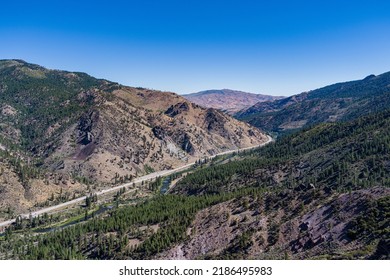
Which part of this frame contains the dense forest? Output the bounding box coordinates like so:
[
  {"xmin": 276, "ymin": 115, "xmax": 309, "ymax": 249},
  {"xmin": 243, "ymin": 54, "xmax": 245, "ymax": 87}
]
[{"xmin": 0, "ymin": 187, "xmax": 267, "ymax": 260}]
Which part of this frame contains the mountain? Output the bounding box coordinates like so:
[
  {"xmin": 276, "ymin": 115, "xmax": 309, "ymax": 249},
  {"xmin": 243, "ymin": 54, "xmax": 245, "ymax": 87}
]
[
  {"xmin": 184, "ymin": 89, "xmax": 283, "ymax": 115},
  {"xmin": 0, "ymin": 59, "xmax": 268, "ymax": 214},
  {"xmin": 163, "ymin": 110, "xmax": 390, "ymax": 259},
  {"xmin": 4, "ymin": 109, "xmax": 389, "ymax": 260},
  {"xmin": 2, "ymin": 60, "xmax": 388, "ymax": 260},
  {"xmin": 236, "ymin": 72, "xmax": 390, "ymax": 134}
]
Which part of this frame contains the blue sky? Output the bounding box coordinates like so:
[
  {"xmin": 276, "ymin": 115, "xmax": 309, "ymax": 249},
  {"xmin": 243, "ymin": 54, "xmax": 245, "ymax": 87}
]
[{"xmin": 1, "ymin": 0, "xmax": 390, "ymax": 96}]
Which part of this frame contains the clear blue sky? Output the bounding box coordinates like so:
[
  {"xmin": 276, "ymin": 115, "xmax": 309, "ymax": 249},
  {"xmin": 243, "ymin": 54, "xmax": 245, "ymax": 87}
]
[{"xmin": 1, "ymin": 0, "xmax": 390, "ymax": 96}]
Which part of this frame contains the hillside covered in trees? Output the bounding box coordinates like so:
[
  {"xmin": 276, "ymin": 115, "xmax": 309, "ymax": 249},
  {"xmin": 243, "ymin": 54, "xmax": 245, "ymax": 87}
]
[
  {"xmin": 1, "ymin": 109, "xmax": 389, "ymax": 260},
  {"xmin": 236, "ymin": 71, "xmax": 390, "ymax": 135}
]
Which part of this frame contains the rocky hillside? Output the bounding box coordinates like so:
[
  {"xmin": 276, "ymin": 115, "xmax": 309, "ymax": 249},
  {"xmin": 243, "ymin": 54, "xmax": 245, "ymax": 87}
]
[
  {"xmin": 164, "ymin": 110, "xmax": 390, "ymax": 259},
  {"xmin": 236, "ymin": 72, "xmax": 390, "ymax": 134},
  {"xmin": 0, "ymin": 59, "xmax": 267, "ymax": 215},
  {"xmin": 159, "ymin": 187, "xmax": 389, "ymax": 260},
  {"xmin": 184, "ymin": 89, "xmax": 282, "ymax": 114},
  {"xmin": 4, "ymin": 109, "xmax": 388, "ymax": 260}
]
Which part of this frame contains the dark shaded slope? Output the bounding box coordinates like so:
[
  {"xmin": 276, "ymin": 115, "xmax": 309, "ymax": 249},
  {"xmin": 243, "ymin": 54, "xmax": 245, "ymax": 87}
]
[{"xmin": 236, "ymin": 72, "xmax": 390, "ymax": 134}]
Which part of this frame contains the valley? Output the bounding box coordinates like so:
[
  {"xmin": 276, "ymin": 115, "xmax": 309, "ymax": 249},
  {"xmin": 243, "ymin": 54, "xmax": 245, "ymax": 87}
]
[
  {"xmin": 0, "ymin": 59, "xmax": 268, "ymax": 216},
  {"xmin": 0, "ymin": 135, "xmax": 273, "ymax": 229},
  {"xmin": 0, "ymin": 60, "xmax": 388, "ymax": 260}
]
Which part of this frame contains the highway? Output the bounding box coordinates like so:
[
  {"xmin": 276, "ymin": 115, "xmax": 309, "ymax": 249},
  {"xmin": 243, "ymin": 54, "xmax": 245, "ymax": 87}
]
[{"xmin": 0, "ymin": 135, "xmax": 273, "ymax": 229}]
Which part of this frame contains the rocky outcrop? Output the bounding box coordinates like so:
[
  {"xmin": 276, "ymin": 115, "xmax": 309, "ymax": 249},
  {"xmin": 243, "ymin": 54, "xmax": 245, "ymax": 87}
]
[
  {"xmin": 165, "ymin": 102, "xmax": 190, "ymax": 117},
  {"xmin": 152, "ymin": 126, "xmax": 166, "ymax": 140},
  {"xmin": 180, "ymin": 133, "xmax": 194, "ymax": 155},
  {"xmin": 77, "ymin": 110, "xmax": 99, "ymax": 145}
]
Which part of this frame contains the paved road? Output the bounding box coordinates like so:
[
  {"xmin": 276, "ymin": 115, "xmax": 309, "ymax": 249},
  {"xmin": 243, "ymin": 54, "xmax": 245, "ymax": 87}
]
[{"xmin": 0, "ymin": 135, "xmax": 273, "ymax": 229}]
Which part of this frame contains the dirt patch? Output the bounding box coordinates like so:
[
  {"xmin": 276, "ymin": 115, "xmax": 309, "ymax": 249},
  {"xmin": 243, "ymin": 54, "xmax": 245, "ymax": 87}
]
[{"xmin": 1, "ymin": 104, "xmax": 17, "ymax": 116}]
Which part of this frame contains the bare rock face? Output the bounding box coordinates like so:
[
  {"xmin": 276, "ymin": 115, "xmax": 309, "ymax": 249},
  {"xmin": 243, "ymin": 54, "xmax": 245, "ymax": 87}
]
[
  {"xmin": 165, "ymin": 102, "xmax": 190, "ymax": 117},
  {"xmin": 74, "ymin": 110, "xmax": 100, "ymax": 159},
  {"xmin": 204, "ymin": 109, "xmax": 227, "ymax": 132},
  {"xmin": 180, "ymin": 133, "xmax": 194, "ymax": 155},
  {"xmin": 77, "ymin": 111, "xmax": 99, "ymax": 145},
  {"xmin": 152, "ymin": 126, "xmax": 166, "ymax": 140}
]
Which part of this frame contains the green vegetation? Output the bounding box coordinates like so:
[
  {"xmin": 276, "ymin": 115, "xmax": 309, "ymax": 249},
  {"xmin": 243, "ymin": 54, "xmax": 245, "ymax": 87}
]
[
  {"xmin": 2, "ymin": 109, "xmax": 388, "ymax": 260},
  {"xmin": 0, "ymin": 148, "xmax": 42, "ymax": 185},
  {"xmin": 0, "ymin": 60, "xmax": 389, "ymax": 260},
  {"xmin": 176, "ymin": 110, "xmax": 390, "ymax": 195},
  {"xmin": 148, "ymin": 176, "xmax": 162, "ymax": 192},
  {"xmin": 347, "ymin": 196, "xmax": 390, "ymax": 240},
  {"xmin": 218, "ymin": 229, "xmax": 256, "ymax": 259},
  {"xmin": 0, "ymin": 187, "xmax": 266, "ymax": 260},
  {"xmin": 144, "ymin": 165, "xmax": 155, "ymax": 174},
  {"xmin": 0, "ymin": 60, "xmax": 109, "ymax": 152},
  {"xmin": 237, "ymin": 71, "xmax": 390, "ymax": 134}
]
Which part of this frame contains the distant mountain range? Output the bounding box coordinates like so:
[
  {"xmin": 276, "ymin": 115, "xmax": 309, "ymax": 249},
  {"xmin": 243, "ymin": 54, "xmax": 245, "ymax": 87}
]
[
  {"xmin": 183, "ymin": 89, "xmax": 284, "ymax": 114},
  {"xmin": 236, "ymin": 72, "xmax": 390, "ymax": 134}
]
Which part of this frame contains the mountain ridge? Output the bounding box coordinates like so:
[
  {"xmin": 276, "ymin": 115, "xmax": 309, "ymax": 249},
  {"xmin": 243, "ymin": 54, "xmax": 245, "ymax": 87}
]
[
  {"xmin": 184, "ymin": 89, "xmax": 283, "ymax": 114},
  {"xmin": 236, "ymin": 71, "xmax": 390, "ymax": 134},
  {"xmin": 0, "ymin": 59, "xmax": 268, "ymax": 215}
]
